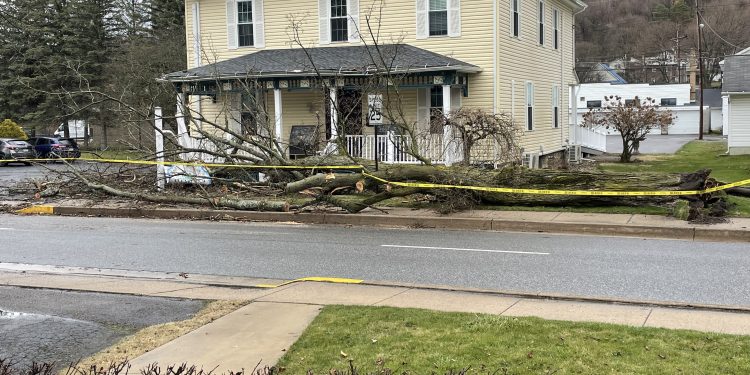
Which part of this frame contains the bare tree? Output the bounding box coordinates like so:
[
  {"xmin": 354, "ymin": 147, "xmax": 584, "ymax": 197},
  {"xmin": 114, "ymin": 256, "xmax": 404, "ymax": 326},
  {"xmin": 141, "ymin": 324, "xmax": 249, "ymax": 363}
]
[{"xmin": 582, "ymin": 96, "xmax": 674, "ymax": 163}]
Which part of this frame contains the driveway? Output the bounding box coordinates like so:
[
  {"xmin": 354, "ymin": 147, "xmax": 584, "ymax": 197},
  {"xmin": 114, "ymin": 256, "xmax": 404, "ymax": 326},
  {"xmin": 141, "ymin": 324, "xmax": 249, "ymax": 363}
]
[{"xmin": 605, "ymin": 134, "xmax": 725, "ymax": 154}]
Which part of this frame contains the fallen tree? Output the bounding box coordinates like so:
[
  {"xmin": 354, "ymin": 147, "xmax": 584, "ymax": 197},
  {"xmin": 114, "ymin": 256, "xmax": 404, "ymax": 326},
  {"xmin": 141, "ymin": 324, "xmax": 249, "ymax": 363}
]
[{"xmin": 286, "ymin": 165, "xmax": 725, "ymax": 216}]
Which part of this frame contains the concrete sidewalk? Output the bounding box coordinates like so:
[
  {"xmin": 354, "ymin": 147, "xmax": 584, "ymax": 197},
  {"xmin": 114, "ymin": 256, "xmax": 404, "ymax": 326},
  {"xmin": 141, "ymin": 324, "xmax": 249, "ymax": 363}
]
[
  {"xmin": 15, "ymin": 204, "xmax": 750, "ymax": 242},
  {"xmin": 2, "ymin": 265, "xmax": 750, "ymax": 372}
]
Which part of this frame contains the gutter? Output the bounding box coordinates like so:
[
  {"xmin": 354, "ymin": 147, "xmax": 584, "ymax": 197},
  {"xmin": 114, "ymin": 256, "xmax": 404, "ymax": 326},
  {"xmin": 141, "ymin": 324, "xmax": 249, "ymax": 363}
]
[{"xmin": 163, "ymin": 65, "xmax": 484, "ymax": 83}]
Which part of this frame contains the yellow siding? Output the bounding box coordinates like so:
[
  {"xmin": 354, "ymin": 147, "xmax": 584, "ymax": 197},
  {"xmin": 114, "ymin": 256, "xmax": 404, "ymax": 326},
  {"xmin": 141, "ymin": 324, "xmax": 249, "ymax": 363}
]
[
  {"xmin": 185, "ymin": 0, "xmax": 582, "ymax": 156},
  {"xmin": 497, "ymin": 0, "xmax": 578, "ymax": 154}
]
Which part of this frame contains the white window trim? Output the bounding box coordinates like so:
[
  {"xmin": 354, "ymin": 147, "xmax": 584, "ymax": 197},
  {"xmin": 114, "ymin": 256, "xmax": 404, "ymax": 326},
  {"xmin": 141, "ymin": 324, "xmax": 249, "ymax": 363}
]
[
  {"xmin": 320, "ymin": 0, "xmax": 360, "ymax": 45},
  {"xmin": 526, "ymin": 81, "xmax": 534, "ymax": 131},
  {"xmin": 552, "ymin": 85, "xmax": 560, "ymax": 129},
  {"xmin": 227, "ymin": 0, "xmax": 265, "ymax": 50},
  {"xmin": 510, "ymin": 0, "xmax": 521, "ymax": 39},
  {"xmin": 553, "ymin": 8, "xmax": 560, "ymax": 50},
  {"xmin": 237, "ymin": 0, "xmax": 253, "ymax": 47},
  {"xmin": 330, "ymin": 0, "xmax": 348, "ymax": 43},
  {"xmin": 417, "ymin": 0, "xmax": 460, "ymax": 39},
  {"xmin": 428, "ymin": 0, "xmax": 448, "ymax": 37},
  {"xmin": 538, "ymin": 0, "xmax": 545, "ymax": 46}
]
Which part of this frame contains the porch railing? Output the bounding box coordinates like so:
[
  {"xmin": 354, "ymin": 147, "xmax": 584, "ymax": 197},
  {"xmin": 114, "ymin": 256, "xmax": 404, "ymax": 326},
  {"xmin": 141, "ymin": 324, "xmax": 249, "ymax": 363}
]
[
  {"xmin": 571, "ymin": 125, "xmax": 607, "ymax": 153},
  {"xmin": 344, "ymin": 134, "xmax": 446, "ymax": 164}
]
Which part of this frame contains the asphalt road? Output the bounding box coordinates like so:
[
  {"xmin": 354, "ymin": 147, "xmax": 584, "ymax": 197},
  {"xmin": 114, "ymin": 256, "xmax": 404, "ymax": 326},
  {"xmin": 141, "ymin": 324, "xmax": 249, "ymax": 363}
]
[
  {"xmin": 1, "ymin": 215, "xmax": 749, "ymax": 307},
  {"xmin": 0, "ymin": 286, "xmax": 204, "ymax": 369}
]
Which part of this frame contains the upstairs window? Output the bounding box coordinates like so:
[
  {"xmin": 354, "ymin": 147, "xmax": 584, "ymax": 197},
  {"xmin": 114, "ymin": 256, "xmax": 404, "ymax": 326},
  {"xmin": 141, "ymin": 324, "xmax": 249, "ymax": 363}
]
[
  {"xmin": 227, "ymin": 0, "xmax": 264, "ymax": 49},
  {"xmin": 512, "ymin": 0, "xmax": 520, "ymax": 38},
  {"xmin": 661, "ymin": 98, "xmax": 677, "ymax": 106},
  {"xmin": 586, "ymin": 100, "xmax": 602, "ymax": 108},
  {"xmin": 330, "ymin": 0, "xmax": 348, "ymax": 42},
  {"xmin": 553, "ymin": 8, "xmax": 559, "ymax": 49},
  {"xmin": 237, "ymin": 1, "xmax": 254, "ymax": 47},
  {"xmin": 429, "ymin": 0, "xmax": 448, "ymax": 36},
  {"xmin": 538, "ymin": 1, "xmax": 545, "ymax": 46},
  {"xmin": 319, "ymin": 0, "xmax": 359, "ymax": 44},
  {"xmin": 417, "ymin": 0, "xmax": 460, "ymax": 39},
  {"xmin": 625, "ymin": 99, "xmax": 636, "ymax": 106}
]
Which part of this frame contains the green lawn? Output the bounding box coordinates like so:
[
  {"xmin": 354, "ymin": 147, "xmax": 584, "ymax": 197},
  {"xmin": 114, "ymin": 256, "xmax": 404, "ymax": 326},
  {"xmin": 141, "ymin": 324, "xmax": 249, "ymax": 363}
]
[
  {"xmin": 277, "ymin": 306, "xmax": 750, "ymax": 374},
  {"xmin": 598, "ymin": 140, "xmax": 750, "ymax": 183}
]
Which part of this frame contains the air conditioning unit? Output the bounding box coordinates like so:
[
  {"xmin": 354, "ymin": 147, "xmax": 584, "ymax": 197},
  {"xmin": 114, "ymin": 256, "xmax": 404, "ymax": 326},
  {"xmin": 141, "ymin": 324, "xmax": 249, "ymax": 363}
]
[
  {"xmin": 567, "ymin": 145, "xmax": 582, "ymax": 164},
  {"xmin": 522, "ymin": 152, "xmax": 540, "ymax": 169}
]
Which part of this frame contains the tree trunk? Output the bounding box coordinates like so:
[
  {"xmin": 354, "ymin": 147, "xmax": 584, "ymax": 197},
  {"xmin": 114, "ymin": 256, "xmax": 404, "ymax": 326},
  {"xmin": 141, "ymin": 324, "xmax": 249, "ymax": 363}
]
[{"xmin": 304, "ymin": 165, "xmax": 714, "ymax": 211}]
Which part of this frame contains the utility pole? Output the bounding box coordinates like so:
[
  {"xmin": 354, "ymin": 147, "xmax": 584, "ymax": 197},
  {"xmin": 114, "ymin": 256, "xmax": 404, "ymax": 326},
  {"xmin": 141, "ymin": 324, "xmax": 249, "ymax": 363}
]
[
  {"xmin": 696, "ymin": 1, "xmax": 705, "ymax": 140},
  {"xmin": 672, "ymin": 29, "xmax": 688, "ymax": 83}
]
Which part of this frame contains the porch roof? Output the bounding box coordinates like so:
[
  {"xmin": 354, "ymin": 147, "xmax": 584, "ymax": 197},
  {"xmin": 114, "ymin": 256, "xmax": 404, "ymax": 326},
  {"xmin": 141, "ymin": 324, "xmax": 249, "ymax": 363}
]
[{"xmin": 165, "ymin": 44, "xmax": 481, "ymax": 82}]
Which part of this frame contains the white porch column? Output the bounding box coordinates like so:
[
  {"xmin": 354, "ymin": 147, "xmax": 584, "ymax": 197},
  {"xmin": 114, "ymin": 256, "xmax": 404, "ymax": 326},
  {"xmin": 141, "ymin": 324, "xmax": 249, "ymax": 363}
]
[
  {"xmin": 386, "ymin": 130, "xmax": 396, "ymax": 163},
  {"xmin": 274, "ymin": 88, "xmax": 283, "ymax": 142},
  {"xmin": 175, "ymin": 93, "xmax": 193, "ymax": 160},
  {"xmin": 327, "ymin": 88, "xmax": 338, "ymax": 153},
  {"xmin": 154, "ymin": 107, "xmax": 166, "ymax": 191},
  {"xmin": 442, "ymin": 84, "xmax": 454, "ymax": 166}
]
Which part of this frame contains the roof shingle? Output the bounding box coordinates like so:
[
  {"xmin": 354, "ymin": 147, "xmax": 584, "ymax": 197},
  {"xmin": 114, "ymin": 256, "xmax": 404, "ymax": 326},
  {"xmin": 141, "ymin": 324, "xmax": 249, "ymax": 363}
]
[{"xmin": 166, "ymin": 44, "xmax": 480, "ymax": 81}]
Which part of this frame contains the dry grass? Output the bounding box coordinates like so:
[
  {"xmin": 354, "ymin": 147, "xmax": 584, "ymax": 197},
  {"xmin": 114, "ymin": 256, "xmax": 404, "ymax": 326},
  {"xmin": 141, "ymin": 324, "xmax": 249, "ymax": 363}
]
[{"xmin": 73, "ymin": 300, "xmax": 250, "ymax": 371}]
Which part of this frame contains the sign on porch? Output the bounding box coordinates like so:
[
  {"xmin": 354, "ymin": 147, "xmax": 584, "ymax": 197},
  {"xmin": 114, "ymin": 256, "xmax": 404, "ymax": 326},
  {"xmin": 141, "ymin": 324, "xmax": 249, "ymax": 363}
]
[{"xmin": 367, "ymin": 94, "xmax": 383, "ymax": 126}]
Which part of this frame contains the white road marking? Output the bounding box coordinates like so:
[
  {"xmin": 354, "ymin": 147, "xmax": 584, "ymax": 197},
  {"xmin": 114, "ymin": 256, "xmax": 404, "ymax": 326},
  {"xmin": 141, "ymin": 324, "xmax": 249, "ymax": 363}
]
[{"xmin": 381, "ymin": 244, "xmax": 550, "ymax": 255}]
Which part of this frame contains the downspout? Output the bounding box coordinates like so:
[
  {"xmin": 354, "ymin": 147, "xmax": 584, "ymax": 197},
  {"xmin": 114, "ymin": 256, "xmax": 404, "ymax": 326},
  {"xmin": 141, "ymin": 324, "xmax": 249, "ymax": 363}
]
[
  {"xmin": 492, "ymin": 0, "xmax": 498, "ymax": 114},
  {"xmin": 568, "ymin": 4, "xmax": 587, "ymax": 148}
]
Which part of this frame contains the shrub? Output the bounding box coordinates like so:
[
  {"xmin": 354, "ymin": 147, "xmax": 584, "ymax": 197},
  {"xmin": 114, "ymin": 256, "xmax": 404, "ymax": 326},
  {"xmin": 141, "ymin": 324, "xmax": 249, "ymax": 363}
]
[{"xmin": 0, "ymin": 119, "xmax": 28, "ymax": 140}]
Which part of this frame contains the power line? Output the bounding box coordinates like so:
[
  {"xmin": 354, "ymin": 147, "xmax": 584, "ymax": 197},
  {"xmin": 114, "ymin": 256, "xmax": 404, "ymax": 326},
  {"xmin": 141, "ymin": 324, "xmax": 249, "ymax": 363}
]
[{"xmin": 698, "ymin": 12, "xmax": 743, "ymax": 49}]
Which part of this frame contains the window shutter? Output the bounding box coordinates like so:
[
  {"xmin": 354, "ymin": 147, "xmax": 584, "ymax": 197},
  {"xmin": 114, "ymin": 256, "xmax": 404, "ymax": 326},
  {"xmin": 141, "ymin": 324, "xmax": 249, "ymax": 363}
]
[
  {"xmin": 415, "ymin": 0, "xmax": 428, "ymax": 40},
  {"xmin": 226, "ymin": 0, "xmax": 238, "ymax": 50},
  {"xmin": 253, "ymin": 0, "xmax": 265, "ymax": 48},
  {"xmin": 447, "ymin": 0, "xmax": 461, "ymax": 37},
  {"xmin": 319, "ymin": 0, "xmax": 331, "ymax": 45},
  {"xmin": 417, "ymin": 88, "xmax": 430, "ymax": 128},
  {"xmin": 347, "ymin": 0, "xmax": 360, "ymax": 43}
]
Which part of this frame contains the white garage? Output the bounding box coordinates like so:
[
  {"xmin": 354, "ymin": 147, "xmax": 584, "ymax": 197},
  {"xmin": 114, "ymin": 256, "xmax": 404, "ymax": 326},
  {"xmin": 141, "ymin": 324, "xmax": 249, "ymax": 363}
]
[{"xmin": 722, "ymin": 54, "xmax": 750, "ymax": 155}]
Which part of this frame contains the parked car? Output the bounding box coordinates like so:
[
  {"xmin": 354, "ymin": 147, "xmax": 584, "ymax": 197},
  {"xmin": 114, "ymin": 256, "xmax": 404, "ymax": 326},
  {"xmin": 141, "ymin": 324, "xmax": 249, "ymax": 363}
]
[
  {"xmin": 0, "ymin": 139, "xmax": 34, "ymax": 166},
  {"xmin": 27, "ymin": 137, "xmax": 81, "ymax": 160}
]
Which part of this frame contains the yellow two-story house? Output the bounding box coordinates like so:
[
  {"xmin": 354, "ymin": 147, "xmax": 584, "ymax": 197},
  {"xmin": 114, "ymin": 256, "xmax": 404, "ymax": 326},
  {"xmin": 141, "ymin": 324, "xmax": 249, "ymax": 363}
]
[{"xmin": 165, "ymin": 0, "xmax": 587, "ymax": 165}]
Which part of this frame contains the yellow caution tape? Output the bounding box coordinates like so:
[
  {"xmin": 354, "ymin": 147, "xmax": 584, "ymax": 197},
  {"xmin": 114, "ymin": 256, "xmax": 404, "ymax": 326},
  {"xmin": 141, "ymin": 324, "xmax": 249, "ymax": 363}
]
[
  {"xmin": 20, "ymin": 157, "xmax": 365, "ymax": 170},
  {"xmin": 362, "ymin": 173, "xmax": 750, "ymax": 197},
  {"xmin": 17, "ymin": 157, "xmax": 750, "ymax": 196},
  {"xmin": 256, "ymin": 277, "xmax": 364, "ymax": 289}
]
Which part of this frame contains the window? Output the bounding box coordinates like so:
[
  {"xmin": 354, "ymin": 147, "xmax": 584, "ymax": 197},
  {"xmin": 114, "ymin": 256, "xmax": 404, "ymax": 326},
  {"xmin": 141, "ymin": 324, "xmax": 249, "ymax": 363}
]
[
  {"xmin": 512, "ymin": 0, "xmax": 520, "ymax": 38},
  {"xmin": 586, "ymin": 100, "xmax": 602, "ymax": 108},
  {"xmin": 625, "ymin": 99, "xmax": 636, "ymax": 106},
  {"xmin": 553, "ymin": 9, "xmax": 559, "ymax": 49},
  {"xmin": 429, "ymin": 86, "xmax": 444, "ymax": 134},
  {"xmin": 538, "ymin": 1, "xmax": 545, "ymax": 45},
  {"xmin": 526, "ymin": 82, "xmax": 534, "ymax": 131},
  {"xmin": 552, "ymin": 85, "xmax": 560, "ymax": 128},
  {"xmin": 661, "ymin": 98, "xmax": 677, "ymax": 106},
  {"xmin": 330, "ymin": 0, "xmax": 348, "ymax": 42},
  {"xmin": 428, "ymin": 0, "xmax": 448, "ymax": 36},
  {"xmin": 237, "ymin": 1, "xmax": 254, "ymax": 47}
]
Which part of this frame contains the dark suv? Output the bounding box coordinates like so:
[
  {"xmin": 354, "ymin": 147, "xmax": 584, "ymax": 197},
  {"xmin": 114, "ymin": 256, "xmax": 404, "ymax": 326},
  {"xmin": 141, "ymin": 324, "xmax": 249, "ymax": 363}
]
[
  {"xmin": 27, "ymin": 137, "xmax": 81, "ymax": 159},
  {"xmin": 0, "ymin": 138, "xmax": 34, "ymax": 166}
]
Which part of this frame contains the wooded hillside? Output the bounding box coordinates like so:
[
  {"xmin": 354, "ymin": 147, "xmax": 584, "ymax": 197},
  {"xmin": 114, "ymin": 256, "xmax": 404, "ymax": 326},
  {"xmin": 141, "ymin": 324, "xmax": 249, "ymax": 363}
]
[{"xmin": 576, "ymin": 0, "xmax": 750, "ymax": 83}]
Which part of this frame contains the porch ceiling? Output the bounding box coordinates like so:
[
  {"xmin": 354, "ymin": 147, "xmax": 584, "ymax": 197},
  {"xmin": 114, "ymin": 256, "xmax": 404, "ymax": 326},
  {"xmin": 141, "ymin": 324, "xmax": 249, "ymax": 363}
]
[{"xmin": 164, "ymin": 44, "xmax": 481, "ymax": 82}]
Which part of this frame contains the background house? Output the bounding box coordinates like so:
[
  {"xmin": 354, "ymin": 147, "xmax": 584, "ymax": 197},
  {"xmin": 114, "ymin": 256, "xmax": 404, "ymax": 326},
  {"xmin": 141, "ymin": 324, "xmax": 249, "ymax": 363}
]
[{"xmin": 166, "ymin": 0, "xmax": 587, "ymax": 167}]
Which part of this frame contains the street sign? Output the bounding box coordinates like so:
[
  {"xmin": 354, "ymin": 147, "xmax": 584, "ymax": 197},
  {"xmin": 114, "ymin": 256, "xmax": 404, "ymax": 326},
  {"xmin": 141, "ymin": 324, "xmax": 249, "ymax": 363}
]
[{"xmin": 367, "ymin": 94, "xmax": 383, "ymax": 126}]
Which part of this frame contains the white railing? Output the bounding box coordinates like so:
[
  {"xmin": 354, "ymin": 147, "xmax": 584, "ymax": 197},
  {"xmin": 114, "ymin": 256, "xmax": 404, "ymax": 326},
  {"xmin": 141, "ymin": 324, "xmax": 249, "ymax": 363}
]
[
  {"xmin": 571, "ymin": 125, "xmax": 607, "ymax": 152},
  {"xmin": 345, "ymin": 134, "xmax": 446, "ymax": 164}
]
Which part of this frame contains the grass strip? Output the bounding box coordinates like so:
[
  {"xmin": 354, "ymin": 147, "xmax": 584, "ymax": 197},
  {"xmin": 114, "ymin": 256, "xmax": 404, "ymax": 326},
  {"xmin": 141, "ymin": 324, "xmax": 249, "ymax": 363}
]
[
  {"xmin": 277, "ymin": 305, "xmax": 750, "ymax": 374},
  {"xmin": 73, "ymin": 300, "xmax": 249, "ymax": 371}
]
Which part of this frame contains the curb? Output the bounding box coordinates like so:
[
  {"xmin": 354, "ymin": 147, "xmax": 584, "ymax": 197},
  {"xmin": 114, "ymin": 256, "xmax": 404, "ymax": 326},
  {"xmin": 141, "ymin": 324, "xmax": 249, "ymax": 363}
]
[{"xmin": 17, "ymin": 205, "xmax": 750, "ymax": 243}]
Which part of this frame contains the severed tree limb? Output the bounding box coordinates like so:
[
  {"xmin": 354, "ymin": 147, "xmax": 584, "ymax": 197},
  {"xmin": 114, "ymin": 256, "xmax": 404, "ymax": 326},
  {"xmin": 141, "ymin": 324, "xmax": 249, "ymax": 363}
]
[
  {"xmin": 68, "ymin": 166, "xmax": 290, "ymax": 212},
  {"xmin": 318, "ymin": 187, "xmax": 424, "ymax": 213}
]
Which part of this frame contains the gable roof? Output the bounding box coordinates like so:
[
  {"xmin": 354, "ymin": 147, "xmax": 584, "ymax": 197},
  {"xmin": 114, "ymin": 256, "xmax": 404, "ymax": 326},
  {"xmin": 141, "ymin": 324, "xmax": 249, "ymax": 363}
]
[
  {"xmin": 722, "ymin": 55, "xmax": 750, "ymax": 93},
  {"xmin": 165, "ymin": 44, "xmax": 481, "ymax": 82}
]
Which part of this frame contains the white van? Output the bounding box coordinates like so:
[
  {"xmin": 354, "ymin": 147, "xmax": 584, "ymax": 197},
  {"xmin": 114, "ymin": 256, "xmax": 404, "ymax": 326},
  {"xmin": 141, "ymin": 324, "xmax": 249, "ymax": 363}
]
[{"xmin": 53, "ymin": 120, "xmax": 91, "ymax": 140}]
